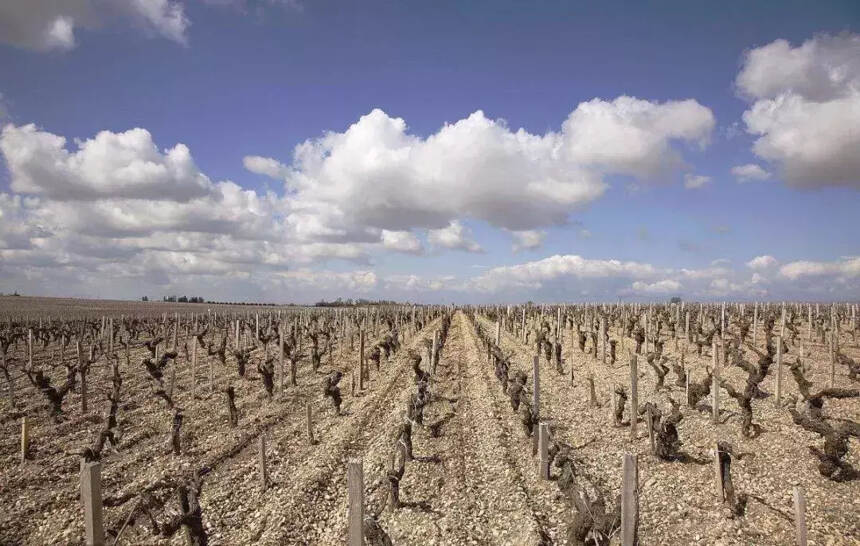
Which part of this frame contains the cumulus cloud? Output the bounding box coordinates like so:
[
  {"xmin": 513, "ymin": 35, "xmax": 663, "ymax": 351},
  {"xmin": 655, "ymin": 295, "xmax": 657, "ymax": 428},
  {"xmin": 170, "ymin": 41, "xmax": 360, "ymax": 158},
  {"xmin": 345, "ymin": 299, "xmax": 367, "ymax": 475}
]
[
  {"xmin": 428, "ymin": 221, "xmax": 482, "ymax": 253},
  {"xmin": 630, "ymin": 279, "xmax": 682, "ymax": 293},
  {"xmin": 746, "ymin": 255, "xmax": 778, "ymax": 269},
  {"xmin": 779, "ymin": 257, "xmax": 860, "ymax": 280},
  {"xmin": 731, "ymin": 163, "xmax": 771, "ymax": 182},
  {"xmin": 275, "ymin": 101, "xmax": 712, "ymax": 241},
  {"xmin": 683, "ymin": 173, "xmax": 710, "ymax": 189},
  {"xmin": 736, "ymin": 33, "xmax": 860, "ymax": 188},
  {"xmin": 243, "ymin": 155, "xmax": 289, "ymax": 179},
  {"xmin": 1, "ymin": 124, "xmax": 212, "ymax": 201},
  {"xmin": 475, "ymin": 254, "xmax": 660, "ymax": 291},
  {"xmin": 562, "ymin": 96, "xmax": 715, "ymax": 176},
  {"xmin": 510, "ymin": 230, "xmax": 545, "ymax": 252},
  {"xmin": 275, "ymin": 269, "xmax": 378, "ymax": 292},
  {"xmin": 0, "ymin": 0, "xmax": 189, "ymax": 51},
  {"xmin": 3, "ymin": 113, "xmax": 853, "ymax": 303},
  {"xmin": 381, "ymin": 230, "xmax": 422, "ymax": 254}
]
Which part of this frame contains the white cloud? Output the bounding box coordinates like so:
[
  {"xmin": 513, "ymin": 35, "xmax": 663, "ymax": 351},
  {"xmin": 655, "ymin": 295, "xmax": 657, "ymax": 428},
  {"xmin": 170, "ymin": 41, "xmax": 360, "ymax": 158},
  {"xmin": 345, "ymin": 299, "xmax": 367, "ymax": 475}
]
[
  {"xmin": 779, "ymin": 257, "xmax": 860, "ymax": 280},
  {"xmin": 631, "ymin": 279, "xmax": 682, "ymax": 293},
  {"xmin": 746, "ymin": 255, "xmax": 778, "ymax": 270},
  {"xmin": 476, "ymin": 254, "xmax": 660, "ymax": 291},
  {"xmin": 125, "ymin": 0, "xmax": 188, "ymax": 44},
  {"xmin": 428, "ymin": 221, "xmax": 482, "ymax": 253},
  {"xmin": 275, "ymin": 101, "xmax": 712, "ymax": 241},
  {"xmin": 381, "ymin": 230, "xmax": 422, "ymax": 254},
  {"xmin": 510, "ymin": 230, "xmax": 545, "ymax": 252},
  {"xmin": 383, "ymin": 274, "xmax": 455, "ymax": 292},
  {"xmin": 683, "ymin": 173, "xmax": 710, "ymax": 189},
  {"xmin": 45, "ymin": 16, "xmax": 76, "ymax": 50},
  {"xmin": 562, "ymin": 96, "xmax": 715, "ymax": 177},
  {"xmin": 731, "ymin": 163, "xmax": 771, "ymax": 182},
  {"xmin": 707, "ymin": 278, "xmax": 767, "ymax": 297},
  {"xmin": 678, "ymin": 266, "xmax": 730, "ymax": 279},
  {"xmin": 275, "ymin": 269, "xmax": 378, "ymax": 292},
  {"xmin": 0, "ymin": 0, "xmax": 189, "ymax": 51},
  {"xmin": 243, "ymin": 155, "xmax": 289, "ymax": 179},
  {"xmin": 1, "ymin": 124, "xmax": 212, "ymax": 201},
  {"xmin": 736, "ymin": 34, "xmax": 860, "ymax": 188}
]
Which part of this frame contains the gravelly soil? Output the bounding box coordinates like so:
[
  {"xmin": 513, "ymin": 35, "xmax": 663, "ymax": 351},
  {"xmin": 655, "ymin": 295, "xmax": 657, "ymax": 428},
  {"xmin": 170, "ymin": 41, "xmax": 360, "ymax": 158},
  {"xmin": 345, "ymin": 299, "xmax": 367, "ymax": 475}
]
[{"xmin": 1, "ymin": 303, "xmax": 858, "ymax": 545}]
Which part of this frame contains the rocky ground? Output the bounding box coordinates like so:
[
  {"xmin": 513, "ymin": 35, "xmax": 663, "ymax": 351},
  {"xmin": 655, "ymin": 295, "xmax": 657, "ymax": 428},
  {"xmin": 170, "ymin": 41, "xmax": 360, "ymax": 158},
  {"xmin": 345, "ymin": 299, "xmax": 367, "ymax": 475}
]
[{"xmin": 1, "ymin": 304, "xmax": 858, "ymax": 545}]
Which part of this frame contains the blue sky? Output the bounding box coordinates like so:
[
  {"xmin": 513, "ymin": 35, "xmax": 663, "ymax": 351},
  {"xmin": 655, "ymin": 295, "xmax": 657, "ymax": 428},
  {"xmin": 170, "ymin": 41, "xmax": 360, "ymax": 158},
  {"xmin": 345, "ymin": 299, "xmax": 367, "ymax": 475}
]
[{"xmin": 0, "ymin": 0, "xmax": 858, "ymax": 303}]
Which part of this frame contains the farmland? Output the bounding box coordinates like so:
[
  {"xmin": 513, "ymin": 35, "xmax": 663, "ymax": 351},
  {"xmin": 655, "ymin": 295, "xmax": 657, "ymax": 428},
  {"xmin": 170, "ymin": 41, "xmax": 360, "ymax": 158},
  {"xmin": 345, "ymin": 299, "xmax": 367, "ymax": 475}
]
[{"xmin": 0, "ymin": 296, "xmax": 858, "ymax": 545}]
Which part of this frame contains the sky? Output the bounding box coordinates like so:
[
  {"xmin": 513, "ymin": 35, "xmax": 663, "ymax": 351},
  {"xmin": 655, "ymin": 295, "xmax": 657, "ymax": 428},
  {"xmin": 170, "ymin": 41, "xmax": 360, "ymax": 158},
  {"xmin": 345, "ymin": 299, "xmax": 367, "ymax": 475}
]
[{"xmin": 0, "ymin": 0, "xmax": 858, "ymax": 304}]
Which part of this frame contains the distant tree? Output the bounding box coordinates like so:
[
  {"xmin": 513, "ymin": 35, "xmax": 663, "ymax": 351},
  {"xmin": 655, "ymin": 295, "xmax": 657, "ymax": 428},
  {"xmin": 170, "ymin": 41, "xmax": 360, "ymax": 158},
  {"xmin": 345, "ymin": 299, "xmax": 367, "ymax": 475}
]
[
  {"xmin": 141, "ymin": 296, "xmax": 149, "ymax": 302},
  {"xmin": 178, "ymin": 296, "xmax": 188, "ymax": 303},
  {"xmin": 670, "ymin": 296, "xmax": 682, "ymax": 304}
]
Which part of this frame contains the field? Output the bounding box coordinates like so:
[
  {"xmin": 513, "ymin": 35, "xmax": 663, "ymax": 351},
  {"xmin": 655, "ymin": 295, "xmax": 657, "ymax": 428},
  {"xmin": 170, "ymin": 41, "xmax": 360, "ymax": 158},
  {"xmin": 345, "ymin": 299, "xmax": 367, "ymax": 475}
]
[{"xmin": 0, "ymin": 296, "xmax": 858, "ymax": 545}]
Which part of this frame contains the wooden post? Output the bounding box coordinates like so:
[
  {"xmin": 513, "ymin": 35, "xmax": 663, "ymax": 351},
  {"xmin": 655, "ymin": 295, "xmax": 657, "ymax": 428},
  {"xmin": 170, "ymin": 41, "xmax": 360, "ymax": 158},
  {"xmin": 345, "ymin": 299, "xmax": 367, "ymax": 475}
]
[
  {"xmin": 752, "ymin": 302, "xmax": 758, "ymax": 347},
  {"xmin": 306, "ymin": 403, "xmax": 315, "ymax": 445},
  {"xmin": 348, "ymin": 458, "xmax": 364, "ymax": 546},
  {"xmin": 78, "ymin": 342, "xmax": 88, "ymax": 414},
  {"xmin": 359, "ymin": 330, "xmax": 365, "ymax": 390},
  {"xmin": 793, "ymin": 486, "xmax": 807, "ymax": 546},
  {"xmin": 538, "ymin": 422, "xmax": 549, "ymax": 479},
  {"xmin": 28, "ymin": 329, "xmax": 33, "ymax": 369},
  {"xmin": 685, "ymin": 370, "xmax": 691, "ymax": 407},
  {"xmin": 621, "ymin": 453, "xmax": 638, "ymax": 546},
  {"xmin": 495, "ymin": 321, "xmax": 500, "ymax": 345},
  {"xmin": 714, "ymin": 443, "xmax": 724, "ymax": 500},
  {"xmin": 279, "ymin": 325, "xmax": 285, "ymax": 393},
  {"xmin": 712, "ymin": 339, "xmax": 720, "ymax": 424},
  {"xmin": 432, "ymin": 331, "xmax": 439, "ymax": 374},
  {"xmin": 588, "ymin": 375, "xmax": 598, "ymax": 407},
  {"xmin": 20, "ymin": 416, "xmax": 29, "ymax": 461},
  {"xmin": 685, "ymin": 311, "xmax": 690, "ymax": 341},
  {"xmin": 533, "ymin": 355, "xmax": 540, "ymax": 454},
  {"xmin": 521, "ymin": 308, "xmax": 526, "ymax": 342},
  {"xmin": 829, "ymin": 330, "xmax": 836, "ymax": 387},
  {"xmin": 601, "ymin": 318, "xmax": 607, "ymax": 364},
  {"xmin": 258, "ymin": 435, "xmax": 268, "ymax": 491},
  {"xmin": 630, "ymin": 354, "xmax": 638, "ymax": 440},
  {"xmin": 775, "ymin": 335, "xmax": 783, "ymax": 406},
  {"xmin": 80, "ymin": 460, "xmax": 105, "ymax": 546}
]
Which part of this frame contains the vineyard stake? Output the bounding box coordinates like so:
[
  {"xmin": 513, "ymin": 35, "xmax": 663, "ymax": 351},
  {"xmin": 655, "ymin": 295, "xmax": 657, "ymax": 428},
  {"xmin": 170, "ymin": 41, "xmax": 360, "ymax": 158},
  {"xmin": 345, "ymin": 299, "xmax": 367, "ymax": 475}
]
[
  {"xmin": 348, "ymin": 458, "xmax": 364, "ymax": 546},
  {"xmin": 685, "ymin": 370, "xmax": 691, "ymax": 407},
  {"xmin": 712, "ymin": 339, "xmax": 720, "ymax": 424},
  {"xmin": 359, "ymin": 330, "xmax": 365, "ymax": 391},
  {"xmin": 794, "ymin": 486, "xmax": 807, "ymax": 546},
  {"xmin": 714, "ymin": 443, "xmax": 724, "ymax": 500},
  {"xmin": 775, "ymin": 335, "xmax": 783, "ymax": 406},
  {"xmin": 752, "ymin": 302, "xmax": 758, "ymax": 347},
  {"xmin": 630, "ymin": 354, "xmax": 638, "ymax": 440},
  {"xmin": 538, "ymin": 422, "xmax": 549, "ymax": 479},
  {"xmin": 588, "ymin": 375, "xmax": 597, "ymax": 407},
  {"xmin": 307, "ymin": 402, "xmax": 315, "ymax": 445},
  {"xmin": 80, "ymin": 460, "xmax": 105, "ymax": 546},
  {"xmin": 20, "ymin": 416, "xmax": 29, "ymax": 462},
  {"xmin": 258, "ymin": 435, "xmax": 268, "ymax": 491},
  {"xmin": 532, "ymin": 355, "xmax": 540, "ymax": 454},
  {"xmin": 621, "ymin": 453, "xmax": 638, "ymax": 546}
]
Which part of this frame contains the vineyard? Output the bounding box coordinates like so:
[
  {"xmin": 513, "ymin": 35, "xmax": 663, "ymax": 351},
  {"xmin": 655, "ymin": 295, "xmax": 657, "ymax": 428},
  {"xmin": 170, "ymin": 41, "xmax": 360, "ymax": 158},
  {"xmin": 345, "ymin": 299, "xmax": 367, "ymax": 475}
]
[{"xmin": 0, "ymin": 296, "xmax": 858, "ymax": 545}]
